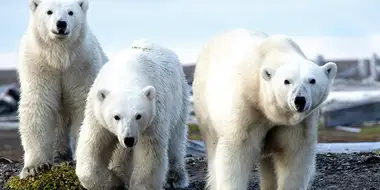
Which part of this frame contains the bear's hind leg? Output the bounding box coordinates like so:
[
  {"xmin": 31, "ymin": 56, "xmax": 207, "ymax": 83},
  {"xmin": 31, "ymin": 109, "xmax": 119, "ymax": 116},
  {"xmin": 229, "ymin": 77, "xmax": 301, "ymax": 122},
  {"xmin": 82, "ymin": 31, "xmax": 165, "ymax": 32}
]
[
  {"xmin": 165, "ymin": 122, "xmax": 189, "ymax": 188},
  {"xmin": 54, "ymin": 113, "xmax": 72, "ymax": 163},
  {"xmin": 258, "ymin": 156, "xmax": 277, "ymax": 190},
  {"xmin": 67, "ymin": 108, "xmax": 85, "ymax": 160},
  {"xmin": 199, "ymin": 123, "xmax": 218, "ymax": 190}
]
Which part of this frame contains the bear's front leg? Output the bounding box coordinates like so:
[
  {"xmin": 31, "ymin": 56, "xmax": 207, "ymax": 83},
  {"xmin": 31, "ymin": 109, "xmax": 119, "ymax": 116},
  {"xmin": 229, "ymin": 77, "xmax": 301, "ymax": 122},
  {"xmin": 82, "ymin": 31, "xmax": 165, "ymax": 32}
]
[
  {"xmin": 273, "ymin": 143, "xmax": 316, "ymax": 190},
  {"xmin": 75, "ymin": 119, "xmax": 123, "ymax": 190},
  {"xmin": 18, "ymin": 73, "xmax": 61, "ymax": 179},
  {"xmin": 273, "ymin": 114, "xmax": 318, "ymax": 190},
  {"xmin": 129, "ymin": 133, "xmax": 169, "ymax": 190},
  {"xmin": 212, "ymin": 122, "xmax": 266, "ymax": 190},
  {"xmin": 109, "ymin": 144, "xmax": 134, "ymax": 189}
]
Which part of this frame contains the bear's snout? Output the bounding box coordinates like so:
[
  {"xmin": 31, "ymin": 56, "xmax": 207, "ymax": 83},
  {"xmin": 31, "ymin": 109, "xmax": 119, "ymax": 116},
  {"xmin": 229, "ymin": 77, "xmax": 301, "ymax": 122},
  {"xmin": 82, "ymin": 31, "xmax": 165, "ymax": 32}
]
[
  {"xmin": 294, "ymin": 96, "xmax": 306, "ymax": 112},
  {"xmin": 56, "ymin": 20, "xmax": 68, "ymax": 34},
  {"xmin": 123, "ymin": 137, "xmax": 136, "ymax": 148}
]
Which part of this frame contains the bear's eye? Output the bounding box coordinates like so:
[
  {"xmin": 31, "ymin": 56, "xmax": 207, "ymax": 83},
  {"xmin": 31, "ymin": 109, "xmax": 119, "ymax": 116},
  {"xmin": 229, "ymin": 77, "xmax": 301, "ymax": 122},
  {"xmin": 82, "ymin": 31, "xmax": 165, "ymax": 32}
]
[
  {"xmin": 135, "ymin": 114, "xmax": 142, "ymax": 120},
  {"xmin": 309, "ymin": 79, "xmax": 316, "ymax": 84},
  {"xmin": 47, "ymin": 10, "xmax": 53, "ymax": 15},
  {"xmin": 284, "ymin": 80, "xmax": 290, "ymax": 85},
  {"xmin": 68, "ymin": 11, "xmax": 74, "ymax": 16},
  {"xmin": 114, "ymin": 115, "xmax": 120, "ymax": 121}
]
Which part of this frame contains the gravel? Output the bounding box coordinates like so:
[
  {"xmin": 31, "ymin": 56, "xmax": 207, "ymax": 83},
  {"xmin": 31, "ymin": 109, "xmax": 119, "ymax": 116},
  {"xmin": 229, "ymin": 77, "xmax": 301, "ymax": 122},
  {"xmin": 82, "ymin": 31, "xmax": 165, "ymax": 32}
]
[{"xmin": 1, "ymin": 153, "xmax": 380, "ymax": 190}]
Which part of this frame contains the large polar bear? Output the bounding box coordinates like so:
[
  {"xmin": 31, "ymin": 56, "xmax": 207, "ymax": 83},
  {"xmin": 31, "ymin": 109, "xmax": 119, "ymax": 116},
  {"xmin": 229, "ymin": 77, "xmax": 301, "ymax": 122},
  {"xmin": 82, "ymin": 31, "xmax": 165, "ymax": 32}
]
[
  {"xmin": 192, "ymin": 29, "xmax": 337, "ymax": 190},
  {"xmin": 18, "ymin": 0, "xmax": 107, "ymax": 179},
  {"xmin": 75, "ymin": 39, "xmax": 190, "ymax": 190}
]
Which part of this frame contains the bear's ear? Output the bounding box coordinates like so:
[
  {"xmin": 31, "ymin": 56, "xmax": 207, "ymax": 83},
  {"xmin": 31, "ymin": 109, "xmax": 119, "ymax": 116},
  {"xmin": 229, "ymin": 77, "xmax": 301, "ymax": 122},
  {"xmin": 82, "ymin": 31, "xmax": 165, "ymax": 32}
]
[
  {"xmin": 29, "ymin": 0, "xmax": 41, "ymax": 12},
  {"xmin": 261, "ymin": 67, "xmax": 275, "ymax": 81},
  {"xmin": 142, "ymin": 86, "xmax": 156, "ymax": 101},
  {"xmin": 321, "ymin": 62, "xmax": 337, "ymax": 80},
  {"xmin": 77, "ymin": 0, "xmax": 89, "ymax": 12},
  {"xmin": 97, "ymin": 89, "xmax": 110, "ymax": 102}
]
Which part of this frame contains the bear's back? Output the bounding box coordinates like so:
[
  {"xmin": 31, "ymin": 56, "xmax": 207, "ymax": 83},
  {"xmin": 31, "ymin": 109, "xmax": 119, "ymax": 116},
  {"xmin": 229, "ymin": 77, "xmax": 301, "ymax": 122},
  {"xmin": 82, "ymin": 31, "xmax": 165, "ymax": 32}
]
[
  {"xmin": 93, "ymin": 41, "xmax": 187, "ymax": 116},
  {"xmin": 197, "ymin": 29, "xmax": 267, "ymax": 71},
  {"xmin": 125, "ymin": 41, "xmax": 188, "ymax": 127},
  {"xmin": 193, "ymin": 29, "xmax": 269, "ymax": 104},
  {"xmin": 257, "ymin": 34, "xmax": 308, "ymax": 70}
]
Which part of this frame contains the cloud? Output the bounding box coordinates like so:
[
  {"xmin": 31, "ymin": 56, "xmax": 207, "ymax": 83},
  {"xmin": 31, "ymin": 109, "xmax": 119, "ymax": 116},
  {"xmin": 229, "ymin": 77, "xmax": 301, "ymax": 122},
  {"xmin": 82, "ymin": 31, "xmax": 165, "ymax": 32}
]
[
  {"xmin": 1, "ymin": 35, "xmax": 379, "ymax": 69},
  {"xmin": 294, "ymin": 35, "xmax": 380, "ymax": 59},
  {"xmin": 1, "ymin": 0, "xmax": 380, "ymax": 68},
  {"xmin": 171, "ymin": 35, "xmax": 380, "ymax": 64}
]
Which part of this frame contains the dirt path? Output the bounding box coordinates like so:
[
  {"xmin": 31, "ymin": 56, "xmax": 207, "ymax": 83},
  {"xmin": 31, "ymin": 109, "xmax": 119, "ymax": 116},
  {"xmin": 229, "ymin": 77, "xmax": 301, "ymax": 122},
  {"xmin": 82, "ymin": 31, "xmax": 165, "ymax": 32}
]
[
  {"xmin": 1, "ymin": 152, "xmax": 380, "ymax": 190},
  {"xmin": 0, "ymin": 129, "xmax": 22, "ymax": 161}
]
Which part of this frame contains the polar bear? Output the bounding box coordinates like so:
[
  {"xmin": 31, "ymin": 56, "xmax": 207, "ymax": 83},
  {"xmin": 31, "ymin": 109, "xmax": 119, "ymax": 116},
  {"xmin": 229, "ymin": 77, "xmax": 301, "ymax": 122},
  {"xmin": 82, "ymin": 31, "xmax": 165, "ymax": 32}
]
[
  {"xmin": 17, "ymin": 0, "xmax": 108, "ymax": 179},
  {"xmin": 75, "ymin": 39, "xmax": 190, "ymax": 190},
  {"xmin": 192, "ymin": 29, "xmax": 337, "ymax": 190}
]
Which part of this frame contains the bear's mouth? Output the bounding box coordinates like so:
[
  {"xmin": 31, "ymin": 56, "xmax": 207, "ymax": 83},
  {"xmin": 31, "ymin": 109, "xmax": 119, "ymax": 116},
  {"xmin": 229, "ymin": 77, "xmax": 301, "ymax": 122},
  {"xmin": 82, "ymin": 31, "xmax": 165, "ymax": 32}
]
[{"xmin": 51, "ymin": 30, "xmax": 70, "ymax": 37}]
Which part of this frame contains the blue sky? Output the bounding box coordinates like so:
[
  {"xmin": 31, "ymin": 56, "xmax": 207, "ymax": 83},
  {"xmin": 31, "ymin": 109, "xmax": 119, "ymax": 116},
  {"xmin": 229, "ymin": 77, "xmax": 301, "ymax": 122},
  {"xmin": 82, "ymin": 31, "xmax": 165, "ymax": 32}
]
[
  {"xmin": 153, "ymin": 0, "xmax": 380, "ymax": 37},
  {"xmin": 289, "ymin": 0, "xmax": 379, "ymax": 36},
  {"xmin": 0, "ymin": 0, "xmax": 379, "ymax": 67},
  {"xmin": 228, "ymin": 0, "xmax": 380, "ymax": 37}
]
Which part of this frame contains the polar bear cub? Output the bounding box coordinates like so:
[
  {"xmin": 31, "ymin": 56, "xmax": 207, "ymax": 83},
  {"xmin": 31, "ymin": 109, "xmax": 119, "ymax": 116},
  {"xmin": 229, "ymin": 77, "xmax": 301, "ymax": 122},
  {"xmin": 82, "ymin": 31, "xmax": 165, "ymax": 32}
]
[
  {"xmin": 192, "ymin": 29, "xmax": 337, "ymax": 190},
  {"xmin": 18, "ymin": 0, "xmax": 107, "ymax": 179},
  {"xmin": 75, "ymin": 39, "xmax": 190, "ymax": 190}
]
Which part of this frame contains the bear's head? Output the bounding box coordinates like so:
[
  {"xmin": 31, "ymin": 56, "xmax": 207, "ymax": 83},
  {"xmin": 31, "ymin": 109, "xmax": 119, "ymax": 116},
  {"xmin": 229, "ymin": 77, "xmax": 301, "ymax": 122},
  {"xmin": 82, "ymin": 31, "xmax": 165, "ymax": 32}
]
[
  {"xmin": 28, "ymin": 0, "xmax": 89, "ymax": 42},
  {"xmin": 96, "ymin": 86, "xmax": 156, "ymax": 148},
  {"xmin": 261, "ymin": 61, "xmax": 337, "ymax": 125}
]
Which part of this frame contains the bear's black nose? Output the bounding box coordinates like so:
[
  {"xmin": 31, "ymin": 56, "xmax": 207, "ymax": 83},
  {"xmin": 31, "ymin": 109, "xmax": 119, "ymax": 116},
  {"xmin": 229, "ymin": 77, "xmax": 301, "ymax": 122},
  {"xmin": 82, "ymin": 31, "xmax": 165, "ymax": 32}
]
[
  {"xmin": 124, "ymin": 137, "xmax": 135, "ymax": 147},
  {"xmin": 56, "ymin": 20, "xmax": 67, "ymax": 31},
  {"xmin": 294, "ymin": 96, "xmax": 306, "ymax": 112}
]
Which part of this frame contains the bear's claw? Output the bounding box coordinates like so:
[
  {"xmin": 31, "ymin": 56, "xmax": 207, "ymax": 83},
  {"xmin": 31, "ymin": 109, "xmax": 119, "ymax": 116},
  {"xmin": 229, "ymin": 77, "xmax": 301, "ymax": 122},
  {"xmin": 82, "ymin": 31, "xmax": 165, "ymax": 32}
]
[
  {"xmin": 165, "ymin": 168, "xmax": 189, "ymax": 188},
  {"xmin": 19, "ymin": 163, "xmax": 52, "ymax": 179},
  {"xmin": 111, "ymin": 185, "xmax": 125, "ymax": 190},
  {"xmin": 66, "ymin": 159, "xmax": 76, "ymax": 166},
  {"xmin": 54, "ymin": 149, "xmax": 73, "ymax": 164}
]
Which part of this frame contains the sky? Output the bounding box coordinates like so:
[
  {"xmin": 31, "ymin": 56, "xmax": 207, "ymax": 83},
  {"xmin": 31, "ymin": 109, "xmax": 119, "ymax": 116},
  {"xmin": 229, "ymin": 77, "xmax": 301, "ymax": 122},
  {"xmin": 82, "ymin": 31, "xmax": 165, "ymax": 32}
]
[{"xmin": 0, "ymin": 0, "xmax": 379, "ymax": 68}]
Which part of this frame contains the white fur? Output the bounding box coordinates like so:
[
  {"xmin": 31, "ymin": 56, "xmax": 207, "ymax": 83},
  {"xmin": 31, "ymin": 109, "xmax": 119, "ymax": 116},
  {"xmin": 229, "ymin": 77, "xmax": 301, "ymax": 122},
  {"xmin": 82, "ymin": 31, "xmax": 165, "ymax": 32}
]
[
  {"xmin": 75, "ymin": 39, "xmax": 190, "ymax": 190},
  {"xmin": 192, "ymin": 28, "xmax": 337, "ymax": 190},
  {"xmin": 18, "ymin": 0, "xmax": 108, "ymax": 179}
]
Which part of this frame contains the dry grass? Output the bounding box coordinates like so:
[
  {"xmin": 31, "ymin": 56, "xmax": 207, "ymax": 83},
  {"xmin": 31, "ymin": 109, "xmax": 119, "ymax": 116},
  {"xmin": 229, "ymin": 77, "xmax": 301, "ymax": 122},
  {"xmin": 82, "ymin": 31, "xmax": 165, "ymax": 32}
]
[
  {"xmin": 187, "ymin": 124, "xmax": 203, "ymax": 141},
  {"xmin": 187, "ymin": 123, "xmax": 380, "ymax": 143},
  {"xmin": 318, "ymin": 125, "xmax": 380, "ymax": 143}
]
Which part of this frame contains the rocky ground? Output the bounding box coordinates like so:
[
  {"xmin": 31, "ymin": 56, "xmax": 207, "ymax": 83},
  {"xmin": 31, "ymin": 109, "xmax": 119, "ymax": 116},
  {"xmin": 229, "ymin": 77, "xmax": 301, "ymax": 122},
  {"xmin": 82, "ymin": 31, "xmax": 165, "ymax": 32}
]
[
  {"xmin": 2, "ymin": 120, "xmax": 380, "ymax": 189},
  {"xmin": 1, "ymin": 152, "xmax": 380, "ymax": 190},
  {"xmin": 2, "ymin": 125, "xmax": 380, "ymax": 189}
]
